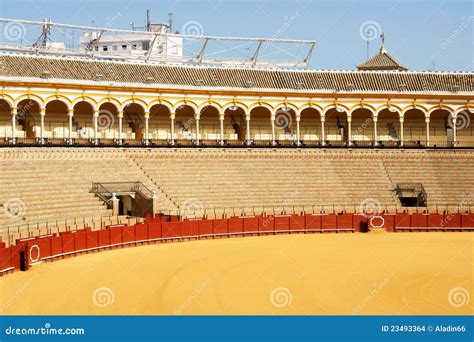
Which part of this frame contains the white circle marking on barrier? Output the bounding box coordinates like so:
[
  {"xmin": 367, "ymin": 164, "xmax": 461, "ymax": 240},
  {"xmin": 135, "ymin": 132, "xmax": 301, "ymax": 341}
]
[
  {"xmin": 370, "ymin": 215, "xmax": 385, "ymax": 229},
  {"xmin": 29, "ymin": 244, "xmax": 40, "ymax": 263}
]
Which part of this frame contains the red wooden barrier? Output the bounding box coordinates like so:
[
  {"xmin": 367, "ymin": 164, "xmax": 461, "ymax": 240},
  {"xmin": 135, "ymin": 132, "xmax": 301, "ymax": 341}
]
[
  {"xmin": 444, "ymin": 213, "xmax": 462, "ymax": 229},
  {"xmin": 321, "ymin": 214, "xmax": 337, "ymax": 231},
  {"xmin": 62, "ymin": 234, "xmax": 75, "ymax": 253},
  {"xmin": 98, "ymin": 229, "xmax": 110, "ymax": 247},
  {"xmin": 180, "ymin": 220, "xmax": 199, "ymax": 237},
  {"xmin": 259, "ymin": 216, "xmax": 275, "ymax": 232},
  {"xmin": 411, "ymin": 213, "xmax": 429, "ymax": 230},
  {"xmin": 74, "ymin": 231, "xmax": 87, "ymax": 251},
  {"xmin": 198, "ymin": 220, "xmax": 213, "ymax": 235},
  {"xmin": 395, "ymin": 213, "xmax": 411, "ymax": 230},
  {"xmin": 0, "ymin": 247, "xmax": 12, "ymax": 272},
  {"xmin": 352, "ymin": 214, "xmax": 367, "ymax": 232},
  {"xmin": 305, "ymin": 214, "xmax": 321, "ymax": 232},
  {"xmin": 162, "ymin": 221, "xmax": 180, "ymax": 238},
  {"xmin": 228, "ymin": 217, "xmax": 243, "ymax": 234},
  {"xmin": 290, "ymin": 215, "xmax": 305, "ymax": 231},
  {"xmin": 38, "ymin": 236, "xmax": 53, "ymax": 259},
  {"xmin": 461, "ymin": 214, "xmax": 474, "ymax": 228},
  {"xmin": 428, "ymin": 214, "xmax": 445, "ymax": 230},
  {"xmin": 243, "ymin": 217, "xmax": 259, "ymax": 233},
  {"xmin": 135, "ymin": 223, "xmax": 149, "ymax": 241},
  {"xmin": 337, "ymin": 214, "xmax": 353, "ymax": 230},
  {"xmin": 109, "ymin": 226, "xmax": 123, "ymax": 245},
  {"xmin": 148, "ymin": 220, "xmax": 162, "ymax": 240},
  {"xmin": 123, "ymin": 226, "xmax": 136, "ymax": 243},
  {"xmin": 86, "ymin": 231, "xmax": 99, "ymax": 249},
  {"xmin": 11, "ymin": 245, "xmax": 21, "ymax": 270},
  {"xmin": 213, "ymin": 219, "xmax": 228, "ymax": 235},
  {"xmin": 381, "ymin": 214, "xmax": 396, "ymax": 232},
  {"xmin": 274, "ymin": 215, "xmax": 290, "ymax": 232}
]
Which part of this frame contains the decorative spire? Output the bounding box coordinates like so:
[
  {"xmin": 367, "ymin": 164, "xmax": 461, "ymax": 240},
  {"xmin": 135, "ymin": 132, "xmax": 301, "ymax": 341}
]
[{"xmin": 379, "ymin": 33, "xmax": 387, "ymax": 54}]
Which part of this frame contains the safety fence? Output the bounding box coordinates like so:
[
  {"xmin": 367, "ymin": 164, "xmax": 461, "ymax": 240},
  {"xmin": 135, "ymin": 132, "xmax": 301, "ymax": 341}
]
[{"xmin": 1, "ymin": 211, "xmax": 473, "ymax": 276}]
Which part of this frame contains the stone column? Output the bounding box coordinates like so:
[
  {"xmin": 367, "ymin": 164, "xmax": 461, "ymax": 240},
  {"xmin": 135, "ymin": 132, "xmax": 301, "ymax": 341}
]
[
  {"xmin": 93, "ymin": 109, "xmax": 99, "ymax": 145},
  {"xmin": 195, "ymin": 115, "xmax": 200, "ymax": 145},
  {"xmin": 373, "ymin": 115, "xmax": 379, "ymax": 146},
  {"xmin": 118, "ymin": 111, "xmax": 123, "ymax": 145},
  {"xmin": 144, "ymin": 111, "xmax": 150, "ymax": 145},
  {"xmin": 452, "ymin": 115, "xmax": 457, "ymax": 147},
  {"xmin": 399, "ymin": 116, "xmax": 404, "ymax": 147},
  {"xmin": 271, "ymin": 114, "xmax": 276, "ymax": 146},
  {"xmin": 347, "ymin": 115, "xmax": 352, "ymax": 146},
  {"xmin": 40, "ymin": 108, "xmax": 45, "ymax": 145},
  {"xmin": 245, "ymin": 114, "xmax": 251, "ymax": 145},
  {"xmin": 296, "ymin": 114, "xmax": 301, "ymax": 146},
  {"xmin": 68, "ymin": 109, "xmax": 73, "ymax": 145},
  {"xmin": 219, "ymin": 114, "xmax": 225, "ymax": 146},
  {"xmin": 11, "ymin": 107, "xmax": 17, "ymax": 144},
  {"xmin": 170, "ymin": 112, "xmax": 176, "ymax": 145},
  {"xmin": 425, "ymin": 116, "xmax": 430, "ymax": 147},
  {"xmin": 320, "ymin": 115, "xmax": 326, "ymax": 145}
]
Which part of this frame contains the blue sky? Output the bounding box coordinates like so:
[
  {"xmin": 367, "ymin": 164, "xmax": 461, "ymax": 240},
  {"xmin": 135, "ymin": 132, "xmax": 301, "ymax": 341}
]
[{"xmin": 0, "ymin": 0, "xmax": 472, "ymax": 71}]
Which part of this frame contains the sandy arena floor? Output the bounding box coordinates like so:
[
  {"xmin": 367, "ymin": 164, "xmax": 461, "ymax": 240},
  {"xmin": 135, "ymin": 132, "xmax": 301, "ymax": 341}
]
[{"xmin": 0, "ymin": 232, "xmax": 472, "ymax": 315}]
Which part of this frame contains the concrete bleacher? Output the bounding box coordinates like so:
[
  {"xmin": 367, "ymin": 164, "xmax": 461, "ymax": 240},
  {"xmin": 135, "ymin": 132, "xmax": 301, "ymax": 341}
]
[{"xmin": 1, "ymin": 148, "xmax": 473, "ymax": 241}]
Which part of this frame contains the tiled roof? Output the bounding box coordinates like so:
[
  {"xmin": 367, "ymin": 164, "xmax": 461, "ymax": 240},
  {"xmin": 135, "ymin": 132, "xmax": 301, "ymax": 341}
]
[
  {"xmin": 357, "ymin": 45, "xmax": 408, "ymax": 71},
  {"xmin": 0, "ymin": 53, "xmax": 472, "ymax": 93}
]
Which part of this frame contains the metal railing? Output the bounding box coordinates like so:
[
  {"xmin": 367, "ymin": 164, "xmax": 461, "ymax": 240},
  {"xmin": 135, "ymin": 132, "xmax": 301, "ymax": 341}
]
[
  {"xmin": 91, "ymin": 181, "xmax": 155, "ymax": 200},
  {"xmin": 2, "ymin": 137, "xmax": 473, "ymax": 148}
]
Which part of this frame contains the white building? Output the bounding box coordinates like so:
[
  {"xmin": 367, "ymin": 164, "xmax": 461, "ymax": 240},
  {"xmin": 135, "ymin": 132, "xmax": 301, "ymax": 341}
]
[{"xmin": 79, "ymin": 23, "xmax": 183, "ymax": 61}]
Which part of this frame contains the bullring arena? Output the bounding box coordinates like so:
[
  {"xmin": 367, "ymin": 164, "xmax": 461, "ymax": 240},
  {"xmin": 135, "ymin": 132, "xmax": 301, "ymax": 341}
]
[{"xmin": 0, "ymin": 18, "xmax": 473, "ymax": 316}]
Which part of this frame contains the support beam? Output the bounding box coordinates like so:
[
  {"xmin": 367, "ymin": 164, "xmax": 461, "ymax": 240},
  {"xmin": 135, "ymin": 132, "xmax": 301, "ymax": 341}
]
[
  {"xmin": 271, "ymin": 114, "xmax": 276, "ymax": 146},
  {"xmin": 11, "ymin": 108, "xmax": 17, "ymax": 144},
  {"xmin": 245, "ymin": 114, "xmax": 251, "ymax": 145},
  {"xmin": 320, "ymin": 116, "xmax": 326, "ymax": 146},
  {"xmin": 452, "ymin": 115, "xmax": 457, "ymax": 147},
  {"xmin": 425, "ymin": 117, "xmax": 430, "ymax": 147},
  {"xmin": 399, "ymin": 116, "xmax": 404, "ymax": 147},
  {"xmin": 144, "ymin": 111, "xmax": 150, "ymax": 145},
  {"xmin": 170, "ymin": 112, "xmax": 176, "ymax": 145},
  {"xmin": 39, "ymin": 108, "xmax": 45, "ymax": 145},
  {"xmin": 219, "ymin": 114, "xmax": 225, "ymax": 146},
  {"xmin": 68, "ymin": 109, "xmax": 73, "ymax": 145},
  {"xmin": 195, "ymin": 116, "xmax": 201, "ymax": 145},
  {"xmin": 347, "ymin": 116, "xmax": 352, "ymax": 146},
  {"xmin": 93, "ymin": 109, "xmax": 99, "ymax": 145},
  {"xmin": 118, "ymin": 111, "xmax": 123, "ymax": 146},
  {"xmin": 373, "ymin": 116, "xmax": 379, "ymax": 146},
  {"xmin": 296, "ymin": 114, "xmax": 301, "ymax": 146}
]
